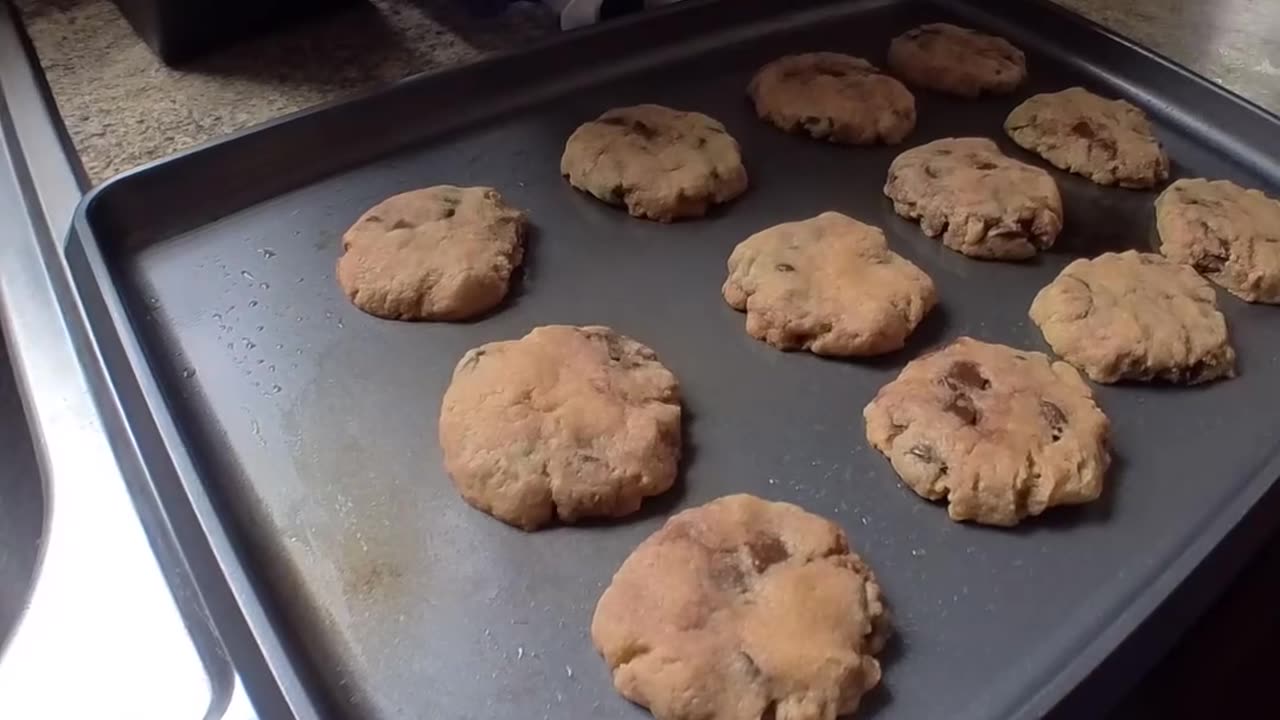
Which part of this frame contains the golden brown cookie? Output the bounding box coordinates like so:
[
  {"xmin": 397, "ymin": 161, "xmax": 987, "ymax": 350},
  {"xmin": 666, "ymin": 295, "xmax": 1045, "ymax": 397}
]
[
  {"xmin": 1004, "ymin": 87, "xmax": 1169, "ymax": 188},
  {"xmin": 1156, "ymin": 178, "xmax": 1280, "ymax": 304},
  {"xmin": 884, "ymin": 137, "xmax": 1063, "ymax": 260},
  {"xmin": 439, "ymin": 325, "xmax": 681, "ymax": 530},
  {"xmin": 560, "ymin": 104, "xmax": 748, "ymax": 222},
  {"xmin": 336, "ymin": 186, "xmax": 527, "ymax": 320},
  {"xmin": 1029, "ymin": 251, "xmax": 1236, "ymax": 384},
  {"xmin": 722, "ymin": 212, "xmax": 936, "ymax": 356},
  {"xmin": 748, "ymin": 52, "xmax": 916, "ymax": 145},
  {"xmin": 592, "ymin": 494, "xmax": 890, "ymax": 720},
  {"xmin": 887, "ymin": 23, "xmax": 1026, "ymax": 98},
  {"xmin": 864, "ymin": 337, "xmax": 1110, "ymax": 526}
]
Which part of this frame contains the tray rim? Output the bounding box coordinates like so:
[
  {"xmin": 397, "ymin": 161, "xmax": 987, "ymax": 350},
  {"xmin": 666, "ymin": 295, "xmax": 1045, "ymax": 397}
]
[{"xmin": 66, "ymin": 1, "xmax": 1280, "ymax": 718}]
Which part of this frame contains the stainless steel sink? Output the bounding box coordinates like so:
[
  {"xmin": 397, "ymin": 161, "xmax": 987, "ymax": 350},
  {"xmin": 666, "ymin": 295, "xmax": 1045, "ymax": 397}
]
[
  {"xmin": 0, "ymin": 2, "xmax": 256, "ymax": 717},
  {"xmin": 0, "ymin": 339, "xmax": 43, "ymax": 653}
]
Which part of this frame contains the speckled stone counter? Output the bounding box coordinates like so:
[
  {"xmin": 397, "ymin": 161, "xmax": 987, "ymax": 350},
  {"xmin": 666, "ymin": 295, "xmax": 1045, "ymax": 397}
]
[{"xmin": 15, "ymin": 0, "xmax": 1280, "ymax": 184}]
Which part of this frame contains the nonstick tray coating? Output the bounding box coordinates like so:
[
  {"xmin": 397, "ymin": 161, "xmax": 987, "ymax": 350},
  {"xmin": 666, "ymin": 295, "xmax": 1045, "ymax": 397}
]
[{"xmin": 68, "ymin": 1, "xmax": 1280, "ymax": 718}]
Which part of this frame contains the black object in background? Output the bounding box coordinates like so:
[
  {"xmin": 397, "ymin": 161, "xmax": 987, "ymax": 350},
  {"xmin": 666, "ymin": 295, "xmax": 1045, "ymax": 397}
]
[{"xmin": 109, "ymin": 0, "xmax": 355, "ymax": 64}]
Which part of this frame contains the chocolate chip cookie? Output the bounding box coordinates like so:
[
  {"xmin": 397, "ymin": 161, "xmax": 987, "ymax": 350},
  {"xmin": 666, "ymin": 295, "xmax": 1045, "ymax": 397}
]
[
  {"xmin": 1029, "ymin": 251, "xmax": 1236, "ymax": 384},
  {"xmin": 1156, "ymin": 178, "xmax": 1280, "ymax": 304},
  {"xmin": 748, "ymin": 52, "xmax": 916, "ymax": 145},
  {"xmin": 337, "ymin": 186, "xmax": 527, "ymax": 320},
  {"xmin": 722, "ymin": 211, "xmax": 936, "ymax": 356},
  {"xmin": 561, "ymin": 104, "xmax": 749, "ymax": 222},
  {"xmin": 864, "ymin": 337, "xmax": 1109, "ymax": 526},
  {"xmin": 884, "ymin": 137, "xmax": 1063, "ymax": 260},
  {"xmin": 1004, "ymin": 87, "xmax": 1169, "ymax": 188},
  {"xmin": 439, "ymin": 325, "xmax": 681, "ymax": 530},
  {"xmin": 887, "ymin": 23, "xmax": 1026, "ymax": 98},
  {"xmin": 592, "ymin": 494, "xmax": 890, "ymax": 720}
]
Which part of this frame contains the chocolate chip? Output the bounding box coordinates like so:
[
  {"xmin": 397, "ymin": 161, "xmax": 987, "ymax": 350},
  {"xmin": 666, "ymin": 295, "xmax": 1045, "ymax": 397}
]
[
  {"xmin": 747, "ymin": 536, "xmax": 790, "ymax": 572},
  {"xmin": 695, "ymin": 137, "xmax": 707, "ymax": 148},
  {"xmin": 943, "ymin": 360, "xmax": 991, "ymax": 390},
  {"xmin": 762, "ymin": 701, "xmax": 778, "ymax": 720},
  {"xmin": 608, "ymin": 184, "xmax": 626, "ymax": 204},
  {"xmin": 441, "ymin": 207, "xmax": 456, "ymax": 219},
  {"xmin": 598, "ymin": 116, "xmax": 629, "ymax": 127},
  {"xmin": 945, "ymin": 392, "xmax": 980, "ymax": 425},
  {"xmin": 629, "ymin": 120, "xmax": 659, "ymax": 140},
  {"xmin": 775, "ymin": 263, "xmax": 795, "ymax": 272},
  {"xmin": 391, "ymin": 218, "xmax": 414, "ymax": 231},
  {"xmin": 1093, "ymin": 136, "xmax": 1118, "ymax": 159},
  {"xmin": 908, "ymin": 443, "xmax": 942, "ymax": 465},
  {"xmin": 1070, "ymin": 120, "xmax": 1096, "ymax": 139},
  {"xmin": 974, "ymin": 161, "xmax": 998, "ymax": 171},
  {"xmin": 1040, "ymin": 400, "xmax": 1067, "ymax": 441},
  {"xmin": 1195, "ymin": 253, "xmax": 1227, "ymax": 273},
  {"xmin": 814, "ymin": 67, "xmax": 846, "ymax": 79}
]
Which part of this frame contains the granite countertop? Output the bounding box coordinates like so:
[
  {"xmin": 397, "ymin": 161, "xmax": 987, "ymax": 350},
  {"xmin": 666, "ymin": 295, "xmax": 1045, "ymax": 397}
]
[{"xmin": 15, "ymin": 0, "xmax": 1280, "ymax": 184}]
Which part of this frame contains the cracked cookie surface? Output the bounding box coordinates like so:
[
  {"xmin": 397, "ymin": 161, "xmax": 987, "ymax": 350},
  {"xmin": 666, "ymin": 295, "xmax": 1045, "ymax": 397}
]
[
  {"xmin": 748, "ymin": 53, "xmax": 916, "ymax": 145},
  {"xmin": 560, "ymin": 104, "xmax": 748, "ymax": 222},
  {"xmin": 1156, "ymin": 178, "xmax": 1280, "ymax": 304},
  {"xmin": 864, "ymin": 337, "xmax": 1109, "ymax": 526},
  {"xmin": 337, "ymin": 185, "xmax": 526, "ymax": 320},
  {"xmin": 884, "ymin": 137, "xmax": 1063, "ymax": 260},
  {"xmin": 1030, "ymin": 251, "xmax": 1236, "ymax": 384},
  {"xmin": 887, "ymin": 23, "xmax": 1026, "ymax": 98},
  {"xmin": 439, "ymin": 325, "xmax": 681, "ymax": 530},
  {"xmin": 722, "ymin": 212, "xmax": 936, "ymax": 356},
  {"xmin": 1004, "ymin": 87, "xmax": 1169, "ymax": 188},
  {"xmin": 592, "ymin": 494, "xmax": 889, "ymax": 720}
]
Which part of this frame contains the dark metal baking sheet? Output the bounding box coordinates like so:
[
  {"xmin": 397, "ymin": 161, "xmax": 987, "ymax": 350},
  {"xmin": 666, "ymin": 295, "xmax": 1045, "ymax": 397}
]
[{"xmin": 65, "ymin": 1, "xmax": 1280, "ymax": 718}]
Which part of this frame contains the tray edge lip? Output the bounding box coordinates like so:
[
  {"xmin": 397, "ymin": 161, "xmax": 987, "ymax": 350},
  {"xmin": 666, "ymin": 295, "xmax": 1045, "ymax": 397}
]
[{"xmin": 65, "ymin": 1, "xmax": 1280, "ymax": 718}]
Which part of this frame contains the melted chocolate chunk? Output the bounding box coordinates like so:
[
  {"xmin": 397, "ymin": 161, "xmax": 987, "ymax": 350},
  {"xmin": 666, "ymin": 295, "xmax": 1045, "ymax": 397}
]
[
  {"xmin": 1070, "ymin": 120, "xmax": 1096, "ymax": 139},
  {"xmin": 1040, "ymin": 400, "xmax": 1067, "ymax": 441},
  {"xmin": 944, "ymin": 360, "xmax": 991, "ymax": 390},
  {"xmin": 747, "ymin": 536, "xmax": 790, "ymax": 572}
]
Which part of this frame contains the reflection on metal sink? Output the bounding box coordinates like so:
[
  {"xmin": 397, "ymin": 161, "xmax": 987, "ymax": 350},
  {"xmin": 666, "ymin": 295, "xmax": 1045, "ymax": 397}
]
[{"xmin": 0, "ymin": 338, "xmax": 44, "ymax": 654}]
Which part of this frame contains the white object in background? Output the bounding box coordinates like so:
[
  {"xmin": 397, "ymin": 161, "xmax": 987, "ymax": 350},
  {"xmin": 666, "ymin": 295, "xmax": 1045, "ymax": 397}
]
[{"xmin": 543, "ymin": 0, "xmax": 689, "ymax": 30}]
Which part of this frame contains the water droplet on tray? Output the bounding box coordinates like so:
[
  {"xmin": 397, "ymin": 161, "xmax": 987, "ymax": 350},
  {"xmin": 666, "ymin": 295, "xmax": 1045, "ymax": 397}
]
[
  {"xmin": 259, "ymin": 282, "xmax": 270, "ymax": 290},
  {"xmin": 249, "ymin": 300, "xmax": 259, "ymax": 308},
  {"xmin": 241, "ymin": 270, "xmax": 255, "ymax": 281},
  {"xmin": 270, "ymin": 384, "xmax": 282, "ymax": 394},
  {"xmin": 181, "ymin": 367, "xmax": 196, "ymax": 379},
  {"xmin": 260, "ymin": 248, "xmax": 277, "ymax": 259}
]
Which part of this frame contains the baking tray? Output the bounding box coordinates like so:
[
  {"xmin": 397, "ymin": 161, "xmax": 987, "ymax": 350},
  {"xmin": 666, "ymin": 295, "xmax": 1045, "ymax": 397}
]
[{"xmin": 65, "ymin": 0, "xmax": 1280, "ymax": 718}]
